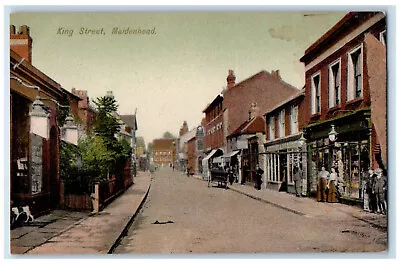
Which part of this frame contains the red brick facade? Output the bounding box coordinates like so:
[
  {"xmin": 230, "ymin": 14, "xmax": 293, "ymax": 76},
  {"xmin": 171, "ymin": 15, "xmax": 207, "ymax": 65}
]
[
  {"xmin": 203, "ymin": 95, "xmax": 224, "ymax": 150},
  {"xmin": 223, "ymin": 70, "xmax": 300, "ymax": 139},
  {"xmin": 152, "ymin": 138, "xmax": 175, "ymax": 165}
]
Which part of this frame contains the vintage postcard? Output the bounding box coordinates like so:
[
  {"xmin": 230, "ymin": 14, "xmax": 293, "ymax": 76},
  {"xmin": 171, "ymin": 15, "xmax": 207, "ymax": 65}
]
[{"xmin": 8, "ymin": 7, "xmax": 390, "ymax": 257}]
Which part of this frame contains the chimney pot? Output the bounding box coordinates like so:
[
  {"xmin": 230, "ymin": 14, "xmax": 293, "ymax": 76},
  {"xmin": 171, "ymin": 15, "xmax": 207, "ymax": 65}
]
[
  {"xmin": 227, "ymin": 69, "xmax": 236, "ymax": 89},
  {"xmin": 19, "ymin": 25, "xmax": 30, "ymax": 35},
  {"xmin": 10, "ymin": 25, "xmax": 16, "ymax": 34}
]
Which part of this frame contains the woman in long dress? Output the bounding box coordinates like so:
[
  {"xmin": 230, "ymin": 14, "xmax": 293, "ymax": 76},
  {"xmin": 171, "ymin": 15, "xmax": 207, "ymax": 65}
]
[{"xmin": 327, "ymin": 167, "xmax": 339, "ymax": 203}]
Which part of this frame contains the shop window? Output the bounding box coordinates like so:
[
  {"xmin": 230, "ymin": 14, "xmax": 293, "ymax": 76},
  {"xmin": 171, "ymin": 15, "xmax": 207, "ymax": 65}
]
[
  {"xmin": 290, "ymin": 105, "xmax": 298, "ymax": 134},
  {"xmin": 311, "ymin": 72, "xmax": 321, "ymax": 114},
  {"xmin": 328, "ymin": 60, "xmax": 341, "ymax": 108},
  {"xmin": 278, "ymin": 109, "xmax": 285, "ymax": 138},
  {"xmin": 347, "ymin": 45, "xmax": 363, "ymax": 101}
]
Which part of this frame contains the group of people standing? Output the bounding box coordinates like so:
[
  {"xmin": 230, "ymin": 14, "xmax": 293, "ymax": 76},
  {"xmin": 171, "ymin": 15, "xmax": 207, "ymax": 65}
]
[
  {"xmin": 315, "ymin": 165, "xmax": 387, "ymax": 215},
  {"xmin": 363, "ymin": 168, "xmax": 387, "ymax": 215},
  {"xmin": 316, "ymin": 166, "xmax": 342, "ymax": 203}
]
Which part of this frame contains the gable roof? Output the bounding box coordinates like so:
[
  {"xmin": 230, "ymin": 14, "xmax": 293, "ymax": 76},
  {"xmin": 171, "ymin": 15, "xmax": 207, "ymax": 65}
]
[
  {"xmin": 152, "ymin": 138, "xmax": 175, "ymax": 150},
  {"xmin": 228, "ymin": 115, "xmax": 265, "ymax": 138},
  {"xmin": 264, "ymin": 89, "xmax": 305, "ymax": 116},
  {"xmin": 120, "ymin": 114, "xmax": 137, "ymax": 130}
]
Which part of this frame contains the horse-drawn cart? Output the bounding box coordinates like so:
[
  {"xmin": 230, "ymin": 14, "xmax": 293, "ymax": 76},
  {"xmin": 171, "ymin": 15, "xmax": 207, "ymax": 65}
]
[{"xmin": 208, "ymin": 169, "xmax": 231, "ymax": 189}]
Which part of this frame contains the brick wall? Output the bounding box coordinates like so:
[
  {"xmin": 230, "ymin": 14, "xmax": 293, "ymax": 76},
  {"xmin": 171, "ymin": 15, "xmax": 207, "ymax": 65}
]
[{"xmin": 223, "ymin": 71, "xmax": 299, "ymax": 138}]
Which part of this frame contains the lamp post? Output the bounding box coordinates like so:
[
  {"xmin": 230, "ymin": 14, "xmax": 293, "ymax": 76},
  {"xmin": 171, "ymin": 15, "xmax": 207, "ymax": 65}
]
[{"xmin": 298, "ymin": 131, "xmax": 308, "ymax": 197}]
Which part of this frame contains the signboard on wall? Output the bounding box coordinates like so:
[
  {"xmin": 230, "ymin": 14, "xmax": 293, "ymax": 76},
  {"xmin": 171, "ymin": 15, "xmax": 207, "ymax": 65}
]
[{"xmin": 237, "ymin": 140, "xmax": 248, "ymax": 149}]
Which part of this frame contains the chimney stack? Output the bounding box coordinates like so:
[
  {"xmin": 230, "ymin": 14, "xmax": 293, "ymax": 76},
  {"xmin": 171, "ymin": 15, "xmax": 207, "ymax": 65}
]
[
  {"xmin": 227, "ymin": 69, "xmax": 236, "ymax": 89},
  {"xmin": 10, "ymin": 25, "xmax": 33, "ymax": 64},
  {"xmin": 271, "ymin": 70, "xmax": 281, "ymax": 81}
]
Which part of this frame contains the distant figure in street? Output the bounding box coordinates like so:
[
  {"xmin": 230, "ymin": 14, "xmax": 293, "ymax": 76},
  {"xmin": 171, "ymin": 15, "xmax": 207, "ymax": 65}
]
[
  {"xmin": 293, "ymin": 165, "xmax": 302, "ymax": 197},
  {"xmin": 374, "ymin": 168, "xmax": 387, "ymax": 215},
  {"xmin": 327, "ymin": 167, "xmax": 338, "ymax": 203},
  {"xmin": 255, "ymin": 165, "xmax": 264, "ymax": 190},
  {"xmin": 368, "ymin": 170, "xmax": 378, "ymax": 213},
  {"xmin": 316, "ymin": 166, "xmax": 329, "ymax": 202},
  {"xmin": 172, "ymin": 164, "xmax": 175, "ymax": 171},
  {"xmin": 362, "ymin": 168, "xmax": 371, "ymax": 211}
]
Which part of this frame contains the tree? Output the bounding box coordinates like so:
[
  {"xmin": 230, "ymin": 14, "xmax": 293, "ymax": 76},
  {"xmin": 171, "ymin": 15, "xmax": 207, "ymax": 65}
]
[
  {"xmin": 162, "ymin": 131, "xmax": 176, "ymax": 139},
  {"xmin": 93, "ymin": 95, "xmax": 121, "ymax": 139},
  {"xmin": 147, "ymin": 142, "xmax": 153, "ymax": 154}
]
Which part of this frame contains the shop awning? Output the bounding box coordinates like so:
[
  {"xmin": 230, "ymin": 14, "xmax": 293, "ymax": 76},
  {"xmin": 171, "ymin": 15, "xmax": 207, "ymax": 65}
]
[
  {"xmin": 202, "ymin": 149, "xmax": 218, "ymax": 162},
  {"xmin": 223, "ymin": 150, "xmax": 240, "ymax": 158}
]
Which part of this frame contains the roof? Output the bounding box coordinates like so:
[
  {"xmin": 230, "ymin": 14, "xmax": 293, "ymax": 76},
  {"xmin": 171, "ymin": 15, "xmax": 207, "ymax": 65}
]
[
  {"xmin": 202, "ymin": 94, "xmax": 223, "ymax": 113},
  {"xmin": 228, "ymin": 70, "xmax": 299, "ymax": 93},
  {"xmin": 152, "ymin": 138, "xmax": 175, "ymax": 150},
  {"xmin": 228, "ymin": 115, "xmax": 265, "ymax": 138},
  {"xmin": 264, "ymin": 89, "xmax": 305, "ymax": 116},
  {"xmin": 120, "ymin": 114, "xmax": 137, "ymax": 130},
  {"xmin": 300, "ymin": 12, "xmax": 382, "ymax": 63}
]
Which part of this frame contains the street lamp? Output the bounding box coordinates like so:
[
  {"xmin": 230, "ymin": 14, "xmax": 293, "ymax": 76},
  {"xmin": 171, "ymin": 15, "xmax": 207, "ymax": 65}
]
[
  {"xmin": 62, "ymin": 114, "xmax": 78, "ymax": 145},
  {"xmin": 328, "ymin": 124, "xmax": 338, "ymax": 142},
  {"xmin": 29, "ymin": 96, "xmax": 50, "ymax": 139}
]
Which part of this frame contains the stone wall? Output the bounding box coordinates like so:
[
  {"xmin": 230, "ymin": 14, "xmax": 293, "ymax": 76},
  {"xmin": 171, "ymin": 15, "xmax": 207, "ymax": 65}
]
[{"xmin": 30, "ymin": 133, "xmax": 43, "ymax": 194}]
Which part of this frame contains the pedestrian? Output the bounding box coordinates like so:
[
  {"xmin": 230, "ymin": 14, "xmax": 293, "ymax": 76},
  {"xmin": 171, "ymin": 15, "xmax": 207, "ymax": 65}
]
[
  {"xmin": 368, "ymin": 170, "xmax": 378, "ymax": 213},
  {"xmin": 316, "ymin": 166, "xmax": 329, "ymax": 202},
  {"xmin": 172, "ymin": 164, "xmax": 175, "ymax": 171},
  {"xmin": 255, "ymin": 165, "xmax": 264, "ymax": 190},
  {"xmin": 293, "ymin": 165, "xmax": 302, "ymax": 197},
  {"xmin": 327, "ymin": 167, "xmax": 338, "ymax": 203},
  {"xmin": 374, "ymin": 168, "xmax": 387, "ymax": 215},
  {"xmin": 362, "ymin": 168, "xmax": 371, "ymax": 212}
]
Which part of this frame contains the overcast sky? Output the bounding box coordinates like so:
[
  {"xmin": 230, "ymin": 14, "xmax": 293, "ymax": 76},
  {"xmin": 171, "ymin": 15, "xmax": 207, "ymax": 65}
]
[{"xmin": 10, "ymin": 11, "xmax": 346, "ymax": 146}]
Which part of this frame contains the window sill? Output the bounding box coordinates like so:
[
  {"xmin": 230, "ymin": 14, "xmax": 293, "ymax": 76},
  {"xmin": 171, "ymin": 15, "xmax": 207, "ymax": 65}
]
[
  {"xmin": 327, "ymin": 105, "xmax": 341, "ymax": 113},
  {"xmin": 310, "ymin": 112, "xmax": 321, "ymax": 119},
  {"xmin": 346, "ymin": 97, "xmax": 363, "ymax": 106}
]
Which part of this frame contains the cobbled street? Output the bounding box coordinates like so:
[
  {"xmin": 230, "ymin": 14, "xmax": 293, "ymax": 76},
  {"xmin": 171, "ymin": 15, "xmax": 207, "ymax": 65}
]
[{"xmin": 114, "ymin": 167, "xmax": 387, "ymax": 254}]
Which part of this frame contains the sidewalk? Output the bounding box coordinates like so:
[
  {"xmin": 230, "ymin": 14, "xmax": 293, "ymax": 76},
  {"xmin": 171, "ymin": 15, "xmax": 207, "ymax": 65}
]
[
  {"xmin": 192, "ymin": 174, "xmax": 387, "ymax": 230},
  {"xmin": 10, "ymin": 171, "xmax": 152, "ymax": 255}
]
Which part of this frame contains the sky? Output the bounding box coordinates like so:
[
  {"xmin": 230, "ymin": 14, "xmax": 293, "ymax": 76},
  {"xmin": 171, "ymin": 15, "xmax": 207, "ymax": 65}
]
[{"xmin": 9, "ymin": 10, "xmax": 347, "ymax": 146}]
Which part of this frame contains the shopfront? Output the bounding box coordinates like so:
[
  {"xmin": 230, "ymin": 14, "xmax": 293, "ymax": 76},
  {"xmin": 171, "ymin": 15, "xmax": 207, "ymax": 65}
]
[
  {"xmin": 304, "ymin": 109, "xmax": 372, "ymax": 203},
  {"xmin": 264, "ymin": 134, "xmax": 306, "ymax": 194}
]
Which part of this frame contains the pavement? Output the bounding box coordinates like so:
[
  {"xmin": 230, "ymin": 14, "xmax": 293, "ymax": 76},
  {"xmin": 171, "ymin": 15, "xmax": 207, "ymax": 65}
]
[
  {"xmin": 9, "ymin": 171, "xmax": 152, "ymax": 255},
  {"xmin": 191, "ymin": 174, "xmax": 387, "ymax": 230},
  {"xmin": 9, "ymin": 169, "xmax": 387, "ymax": 255}
]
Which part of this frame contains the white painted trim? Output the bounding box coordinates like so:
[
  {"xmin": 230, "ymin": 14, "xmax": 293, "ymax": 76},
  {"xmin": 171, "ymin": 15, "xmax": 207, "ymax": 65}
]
[
  {"xmin": 310, "ymin": 71, "xmax": 321, "ymax": 115},
  {"xmin": 346, "ymin": 44, "xmax": 363, "ymax": 101},
  {"xmin": 304, "ymin": 12, "xmax": 385, "ymax": 72},
  {"xmin": 379, "ymin": 29, "xmax": 387, "ymax": 45},
  {"xmin": 328, "ymin": 58, "xmax": 341, "ymax": 108}
]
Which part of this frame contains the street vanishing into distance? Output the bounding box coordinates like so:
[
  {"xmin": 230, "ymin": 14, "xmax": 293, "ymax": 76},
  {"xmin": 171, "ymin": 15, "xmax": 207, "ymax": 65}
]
[{"xmin": 114, "ymin": 167, "xmax": 387, "ymax": 254}]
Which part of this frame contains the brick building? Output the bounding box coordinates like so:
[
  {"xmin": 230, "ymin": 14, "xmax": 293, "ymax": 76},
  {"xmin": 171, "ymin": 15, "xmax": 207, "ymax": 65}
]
[
  {"xmin": 299, "ymin": 12, "xmax": 386, "ymax": 201},
  {"xmin": 226, "ymin": 104, "xmax": 266, "ymax": 185},
  {"xmin": 10, "ymin": 25, "xmax": 81, "ymax": 216},
  {"xmin": 70, "ymin": 88, "xmax": 97, "ymax": 137},
  {"xmin": 264, "ymin": 89, "xmax": 306, "ymax": 194},
  {"xmin": 152, "ymin": 138, "xmax": 175, "ymax": 166},
  {"xmin": 222, "ymin": 69, "xmax": 300, "ymax": 139}
]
